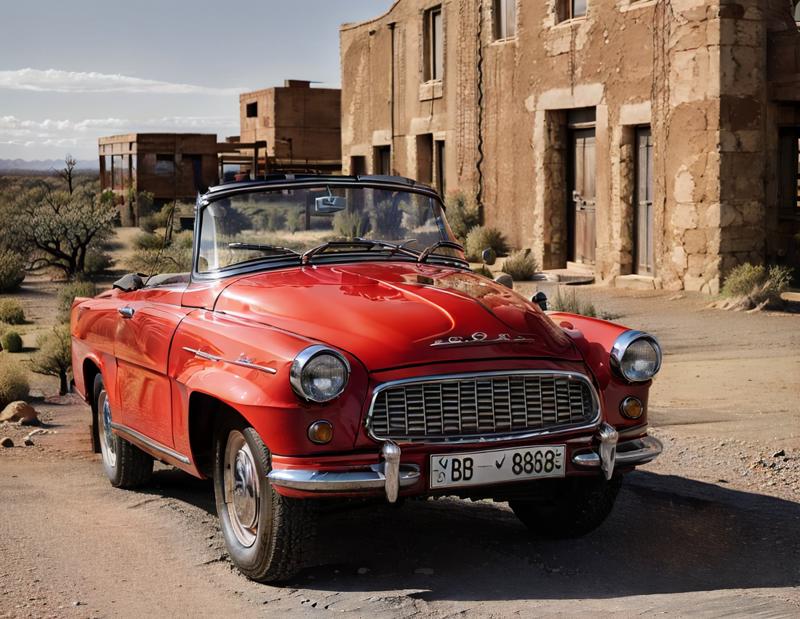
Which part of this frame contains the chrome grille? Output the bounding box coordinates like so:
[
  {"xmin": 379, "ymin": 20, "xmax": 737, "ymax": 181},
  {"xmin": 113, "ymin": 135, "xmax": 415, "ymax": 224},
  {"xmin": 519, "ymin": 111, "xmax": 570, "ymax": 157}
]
[{"xmin": 367, "ymin": 372, "xmax": 598, "ymax": 442}]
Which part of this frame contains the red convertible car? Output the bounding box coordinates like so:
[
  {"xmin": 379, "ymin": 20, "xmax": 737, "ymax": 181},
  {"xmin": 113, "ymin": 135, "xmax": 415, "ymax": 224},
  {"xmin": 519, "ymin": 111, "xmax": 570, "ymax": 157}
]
[{"xmin": 71, "ymin": 175, "xmax": 662, "ymax": 582}]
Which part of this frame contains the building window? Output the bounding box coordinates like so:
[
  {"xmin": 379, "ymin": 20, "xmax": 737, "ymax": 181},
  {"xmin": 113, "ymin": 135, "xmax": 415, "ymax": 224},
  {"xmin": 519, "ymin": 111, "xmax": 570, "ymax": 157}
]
[
  {"xmin": 493, "ymin": 0, "xmax": 517, "ymax": 40},
  {"xmin": 795, "ymin": 1, "xmax": 800, "ymax": 22},
  {"xmin": 246, "ymin": 101, "xmax": 258, "ymax": 118},
  {"xmin": 435, "ymin": 139, "xmax": 446, "ymax": 195},
  {"xmin": 423, "ymin": 6, "xmax": 444, "ymax": 82},
  {"xmin": 374, "ymin": 145, "xmax": 391, "ymax": 175},
  {"xmin": 556, "ymin": 0, "xmax": 587, "ymax": 23},
  {"xmin": 155, "ymin": 154, "xmax": 175, "ymax": 176},
  {"xmin": 779, "ymin": 129, "xmax": 800, "ymax": 215}
]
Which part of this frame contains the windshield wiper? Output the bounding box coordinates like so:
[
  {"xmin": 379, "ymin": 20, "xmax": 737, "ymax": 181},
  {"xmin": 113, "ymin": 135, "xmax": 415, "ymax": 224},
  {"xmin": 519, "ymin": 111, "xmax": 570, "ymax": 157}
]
[
  {"xmin": 228, "ymin": 242, "xmax": 301, "ymax": 257},
  {"xmin": 301, "ymin": 239, "xmax": 419, "ymax": 264},
  {"xmin": 417, "ymin": 240, "xmax": 466, "ymax": 264}
]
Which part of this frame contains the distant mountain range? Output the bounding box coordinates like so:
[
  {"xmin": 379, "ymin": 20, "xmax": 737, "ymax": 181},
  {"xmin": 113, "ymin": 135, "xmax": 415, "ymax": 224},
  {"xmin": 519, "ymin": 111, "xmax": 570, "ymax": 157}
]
[{"xmin": 0, "ymin": 158, "xmax": 99, "ymax": 172}]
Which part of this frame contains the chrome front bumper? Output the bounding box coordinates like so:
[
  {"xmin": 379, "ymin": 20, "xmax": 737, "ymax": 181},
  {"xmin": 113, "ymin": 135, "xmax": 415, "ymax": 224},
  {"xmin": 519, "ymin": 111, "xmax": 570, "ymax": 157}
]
[
  {"xmin": 268, "ymin": 425, "xmax": 663, "ymax": 503},
  {"xmin": 268, "ymin": 442, "xmax": 420, "ymax": 503}
]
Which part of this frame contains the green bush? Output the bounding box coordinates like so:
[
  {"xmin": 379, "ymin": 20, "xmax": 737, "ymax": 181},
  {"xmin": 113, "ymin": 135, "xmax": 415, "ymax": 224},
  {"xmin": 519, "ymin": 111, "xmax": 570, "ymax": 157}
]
[
  {"xmin": 464, "ymin": 226, "xmax": 510, "ymax": 262},
  {"xmin": 721, "ymin": 263, "xmax": 793, "ymax": 308},
  {"xmin": 370, "ymin": 201, "xmax": 404, "ymax": 239},
  {"xmin": 0, "ymin": 250, "xmax": 25, "ymax": 292},
  {"xmin": 333, "ymin": 210, "xmax": 370, "ymax": 240},
  {"xmin": 134, "ymin": 231, "xmax": 164, "ymax": 250},
  {"xmin": 0, "ymin": 331, "xmax": 22, "ymax": 353},
  {"xmin": 29, "ymin": 325, "xmax": 72, "ymax": 395},
  {"xmin": 0, "ymin": 358, "xmax": 29, "ymax": 407},
  {"xmin": 0, "ymin": 299, "xmax": 25, "ymax": 324},
  {"xmin": 550, "ymin": 287, "xmax": 597, "ymax": 318},
  {"xmin": 501, "ymin": 250, "xmax": 538, "ymax": 281},
  {"xmin": 84, "ymin": 250, "xmax": 112, "ymax": 275},
  {"xmin": 58, "ymin": 281, "xmax": 97, "ymax": 322},
  {"xmin": 445, "ymin": 191, "xmax": 481, "ymax": 242}
]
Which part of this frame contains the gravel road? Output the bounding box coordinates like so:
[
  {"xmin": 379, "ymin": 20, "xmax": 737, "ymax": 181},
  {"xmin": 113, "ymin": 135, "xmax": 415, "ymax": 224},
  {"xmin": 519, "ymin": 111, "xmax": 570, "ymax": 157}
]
[{"xmin": 1, "ymin": 288, "xmax": 799, "ymax": 617}]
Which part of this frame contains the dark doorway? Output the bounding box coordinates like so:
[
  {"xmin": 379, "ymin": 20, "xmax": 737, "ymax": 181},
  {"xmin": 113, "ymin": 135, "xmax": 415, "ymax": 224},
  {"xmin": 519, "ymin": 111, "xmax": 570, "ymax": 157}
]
[
  {"xmin": 435, "ymin": 139, "xmax": 446, "ymax": 196},
  {"xmin": 568, "ymin": 125, "xmax": 596, "ymax": 265},
  {"xmin": 634, "ymin": 127, "xmax": 654, "ymax": 275},
  {"xmin": 350, "ymin": 156, "xmax": 367, "ymax": 177},
  {"xmin": 374, "ymin": 146, "xmax": 391, "ymax": 176}
]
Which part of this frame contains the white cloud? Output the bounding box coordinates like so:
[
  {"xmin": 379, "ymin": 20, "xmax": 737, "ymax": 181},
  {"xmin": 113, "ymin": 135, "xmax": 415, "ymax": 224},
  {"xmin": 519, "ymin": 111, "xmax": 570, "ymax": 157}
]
[{"xmin": 0, "ymin": 68, "xmax": 247, "ymax": 95}]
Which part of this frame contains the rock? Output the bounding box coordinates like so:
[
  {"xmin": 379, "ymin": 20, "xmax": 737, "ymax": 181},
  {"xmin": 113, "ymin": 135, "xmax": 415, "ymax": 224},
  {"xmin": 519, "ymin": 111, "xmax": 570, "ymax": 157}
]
[
  {"xmin": 0, "ymin": 401, "xmax": 38, "ymax": 425},
  {"xmin": 356, "ymin": 567, "xmax": 370, "ymax": 575},
  {"xmin": 773, "ymin": 449, "xmax": 786, "ymax": 458},
  {"xmin": 23, "ymin": 438, "xmax": 34, "ymax": 447},
  {"xmin": 1, "ymin": 437, "xmax": 13, "ymax": 448},
  {"xmin": 414, "ymin": 567, "xmax": 435, "ymax": 575}
]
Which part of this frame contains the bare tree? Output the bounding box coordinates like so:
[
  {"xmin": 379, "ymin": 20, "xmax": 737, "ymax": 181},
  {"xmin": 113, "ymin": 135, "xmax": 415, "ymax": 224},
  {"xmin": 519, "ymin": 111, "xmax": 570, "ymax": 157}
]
[
  {"xmin": 59, "ymin": 154, "xmax": 77, "ymax": 195},
  {"xmin": 29, "ymin": 326, "xmax": 72, "ymax": 395}
]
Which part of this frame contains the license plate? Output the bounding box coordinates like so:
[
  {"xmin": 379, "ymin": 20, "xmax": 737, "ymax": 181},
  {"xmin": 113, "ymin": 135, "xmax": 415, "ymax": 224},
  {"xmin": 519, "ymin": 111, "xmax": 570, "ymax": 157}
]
[{"xmin": 429, "ymin": 445, "xmax": 566, "ymax": 489}]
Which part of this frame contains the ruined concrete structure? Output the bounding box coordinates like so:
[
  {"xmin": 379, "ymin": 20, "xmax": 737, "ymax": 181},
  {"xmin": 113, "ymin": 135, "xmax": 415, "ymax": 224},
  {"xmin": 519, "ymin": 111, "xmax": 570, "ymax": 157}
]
[
  {"xmin": 340, "ymin": 0, "xmax": 800, "ymax": 292},
  {"xmin": 239, "ymin": 80, "xmax": 342, "ymax": 173},
  {"xmin": 98, "ymin": 133, "xmax": 219, "ymax": 222}
]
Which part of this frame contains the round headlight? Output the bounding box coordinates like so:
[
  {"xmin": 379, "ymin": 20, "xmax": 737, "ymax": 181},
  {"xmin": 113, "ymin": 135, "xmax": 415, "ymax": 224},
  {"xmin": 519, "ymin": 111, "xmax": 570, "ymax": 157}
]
[
  {"xmin": 610, "ymin": 331, "xmax": 662, "ymax": 383},
  {"xmin": 290, "ymin": 345, "xmax": 350, "ymax": 403}
]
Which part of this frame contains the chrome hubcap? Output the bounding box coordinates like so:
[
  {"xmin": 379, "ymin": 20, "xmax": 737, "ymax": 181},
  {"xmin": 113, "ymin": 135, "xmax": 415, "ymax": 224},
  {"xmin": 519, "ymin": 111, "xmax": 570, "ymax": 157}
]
[
  {"xmin": 224, "ymin": 431, "xmax": 259, "ymax": 547},
  {"xmin": 97, "ymin": 391, "xmax": 116, "ymax": 468}
]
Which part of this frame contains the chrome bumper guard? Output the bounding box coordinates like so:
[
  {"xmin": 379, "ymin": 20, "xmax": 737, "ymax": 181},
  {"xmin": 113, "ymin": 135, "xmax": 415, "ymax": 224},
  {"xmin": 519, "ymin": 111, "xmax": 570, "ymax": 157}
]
[
  {"xmin": 572, "ymin": 423, "xmax": 663, "ymax": 478},
  {"xmin": 267, "ymin": 442, "xmax": 420, "ymax": 503}
]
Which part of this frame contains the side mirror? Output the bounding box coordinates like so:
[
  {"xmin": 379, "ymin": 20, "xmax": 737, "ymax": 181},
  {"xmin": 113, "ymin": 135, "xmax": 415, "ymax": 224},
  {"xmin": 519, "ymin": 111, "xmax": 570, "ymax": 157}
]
[
  {"xmin": 314, "ymin": 195, "xmax": 347, "ymax": 213},
  {"xmin": 532, "ymin": 291, "xmax": 548, "ymax": 311},
  {"xmin": 481, "ymin": 248, "xmax": 497, "ymax": 266},
  {"xmin": 494, "ymin": 274, "xmax": 513, "ymax": 289}
]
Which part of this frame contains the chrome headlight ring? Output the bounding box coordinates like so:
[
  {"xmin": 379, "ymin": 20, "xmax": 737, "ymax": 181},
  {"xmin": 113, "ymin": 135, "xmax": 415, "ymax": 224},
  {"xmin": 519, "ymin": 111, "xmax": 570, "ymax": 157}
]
[
  {"xmin": 290, "ymin": 345, "xmax": 351, "ymax": 403},
  {"xmin": 610, "ymin": 330, "xmax": 662, "ymax": 383}
]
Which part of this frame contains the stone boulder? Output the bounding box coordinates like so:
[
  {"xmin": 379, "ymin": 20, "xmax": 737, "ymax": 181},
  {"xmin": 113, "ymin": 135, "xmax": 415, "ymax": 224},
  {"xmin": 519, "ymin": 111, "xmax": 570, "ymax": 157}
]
[{"xmin": 0, "ymin": 401, "xmax": 38, "ymax": 426}]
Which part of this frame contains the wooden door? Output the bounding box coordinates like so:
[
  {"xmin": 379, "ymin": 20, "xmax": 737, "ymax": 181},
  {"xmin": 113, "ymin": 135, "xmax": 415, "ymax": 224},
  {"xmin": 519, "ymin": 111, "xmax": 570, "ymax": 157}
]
[
  {"xmin": 635, "ymin": 127, "xmax": 654, "ymax": 275},
  {"xmin": 570, "ymin": 129, "xmax": 596, "ymax": 265}
]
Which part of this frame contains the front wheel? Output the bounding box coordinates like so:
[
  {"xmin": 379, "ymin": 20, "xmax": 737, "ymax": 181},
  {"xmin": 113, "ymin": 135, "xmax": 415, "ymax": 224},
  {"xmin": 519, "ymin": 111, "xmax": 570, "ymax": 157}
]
[
  {"xmin": 509, "ymin": 476, "xmax": 622, "ymax": 538},
  {"xmin": 213, "ymin": 425, "xmax": 316, "ymax": 582}
]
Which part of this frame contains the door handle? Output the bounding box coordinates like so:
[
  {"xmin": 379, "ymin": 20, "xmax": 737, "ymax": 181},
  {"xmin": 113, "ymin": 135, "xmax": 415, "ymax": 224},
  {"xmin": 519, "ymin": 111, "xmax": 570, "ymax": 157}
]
[{"xmin": 118, "ymin": 306, "xmax": 135, "ymax": 319}]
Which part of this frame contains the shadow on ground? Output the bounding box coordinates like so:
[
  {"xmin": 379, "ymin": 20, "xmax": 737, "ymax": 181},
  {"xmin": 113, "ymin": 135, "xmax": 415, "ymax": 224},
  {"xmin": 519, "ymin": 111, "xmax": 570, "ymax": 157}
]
[{"xmin": 145, "ymin": 468, "xmax": 800, "ymax": 601}]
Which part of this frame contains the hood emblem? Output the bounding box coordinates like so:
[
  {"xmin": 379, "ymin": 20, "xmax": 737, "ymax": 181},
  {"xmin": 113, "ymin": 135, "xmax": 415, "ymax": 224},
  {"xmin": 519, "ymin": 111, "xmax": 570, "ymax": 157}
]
[{"xmin": 430, "ymin": 332, "xmax": 535, "ymax": 348}]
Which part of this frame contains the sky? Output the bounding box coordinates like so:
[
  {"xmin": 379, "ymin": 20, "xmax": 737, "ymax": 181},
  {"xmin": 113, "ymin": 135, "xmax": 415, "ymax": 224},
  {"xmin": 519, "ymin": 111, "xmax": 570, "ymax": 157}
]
[{"xmin": 0, "ymin": 0, "xmax": 393, "ymax": 161}]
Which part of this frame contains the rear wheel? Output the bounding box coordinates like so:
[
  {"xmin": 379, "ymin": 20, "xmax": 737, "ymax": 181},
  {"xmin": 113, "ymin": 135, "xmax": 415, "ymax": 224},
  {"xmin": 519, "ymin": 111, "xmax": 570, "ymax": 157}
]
[
  {"xmin": 509, "ymin": 476, "xmax": 622, "ymax": 538},
  {"xmin": 213, "ymin": 424, "xmax": 315, "ymax": 582},
  {"xmin": 93, "ymin": 374, "xmax": 153, "ymax": 488}
]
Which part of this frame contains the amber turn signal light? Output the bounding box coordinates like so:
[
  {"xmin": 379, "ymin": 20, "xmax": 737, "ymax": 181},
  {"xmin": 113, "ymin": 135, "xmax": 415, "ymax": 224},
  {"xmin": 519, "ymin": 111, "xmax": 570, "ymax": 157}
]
[
  {"xmin": 620, "ymin": 396, "xmax": 644, "ymax": 420},
  {"xmin": 307, "ymin": 420, "xmax": 334, "ymax": 444}
]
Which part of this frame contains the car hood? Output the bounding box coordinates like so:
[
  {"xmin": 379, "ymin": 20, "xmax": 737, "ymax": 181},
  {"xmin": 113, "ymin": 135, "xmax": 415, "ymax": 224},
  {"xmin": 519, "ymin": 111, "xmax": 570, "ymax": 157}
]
[{"xmin": 214, "ymin": 262, "xmax": 580, "ymax": 371}]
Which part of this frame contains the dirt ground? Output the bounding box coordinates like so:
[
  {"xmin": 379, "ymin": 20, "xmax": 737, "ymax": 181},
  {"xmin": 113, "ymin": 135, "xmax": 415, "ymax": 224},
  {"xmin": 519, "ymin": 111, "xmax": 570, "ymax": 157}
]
[{"xmin": 1, "ymin": 281, "xmax": 799, "ymax": 618}]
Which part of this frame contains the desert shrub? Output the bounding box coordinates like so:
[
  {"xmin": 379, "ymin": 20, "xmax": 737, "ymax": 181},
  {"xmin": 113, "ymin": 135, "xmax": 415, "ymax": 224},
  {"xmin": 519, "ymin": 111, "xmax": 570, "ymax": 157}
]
[
  {"xmin": 58, "ymin": 281, "xmax": 97, "ymax": 322},
  {"xmin": 551, "ymin": 287, "xmax": 597, "ymax": 318},
  {"xmin": 266, "ymin": 209, "xmax": 287, "ymax": 232},
  {"xmin": 370, "ymin": 200, "xmax": 404, "ymax": 239},
  {"xmin": 128, "ymin": 245, "xmax": 193, "ymax": 275},
  {"xmin": 0, "ymin": 250, "xmax": 25, "ymax": 292},
  {"xmin": 29, "ymin": 325, "xmax": 72, "ymax": 395},
  {"xmin": 501, "ymin": 250, "xmax": 538, "ymax": 281},
  {"xmin": 445, "ymin": 191, "xmax": 481, "ymax": 242},
  {"xmin": 333, "ymin": 210, "xmax": 370, "ymax": 239},
  {"xmin": 0, "ymin": 331, "xmax": 22, "ymax": 353},
  {"xmin": 721, "ymin": 263, "xmax": 793, "ymax": 309},
  {"xmin": 0, "ymin": 358, "xmax": 29, "ymax": 406},
  {"xmin": 216, "ymin": 206, "xmax": 251, "ymax": 236},
  {"xmin": 84, "ymin": 249, "xmax": 112, "ymax": 275},
  {"xmin": 464, "ymin": 226, "xmax": 510, "ymax": 261},
  {"xmin": 172, "ymin": 230, "xmax": 194, "ymax": 249},
  {"xmin": 134, "ymin": 231, "xmax": 164, "ymax": 250},
  {"xmin": 286, "ymin": 209, "xmax": 303, "ymax": 234},
  {"xmin": 0, "ymin": 299, "xmax": 25, "ymax": 325}
]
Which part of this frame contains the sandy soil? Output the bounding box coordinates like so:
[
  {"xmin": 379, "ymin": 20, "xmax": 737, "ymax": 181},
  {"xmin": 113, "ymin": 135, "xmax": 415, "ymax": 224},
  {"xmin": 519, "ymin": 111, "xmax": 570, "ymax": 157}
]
[{"xmin": 1, "ymin": 282, "xmax": 799, "ymax": 617}]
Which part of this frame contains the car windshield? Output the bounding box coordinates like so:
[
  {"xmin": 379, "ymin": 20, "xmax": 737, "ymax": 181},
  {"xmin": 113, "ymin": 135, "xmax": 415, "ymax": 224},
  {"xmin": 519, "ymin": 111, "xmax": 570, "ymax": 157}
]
[{"xmin": 197, "ymin": 184, "xmax": 463, "ymax": 274}]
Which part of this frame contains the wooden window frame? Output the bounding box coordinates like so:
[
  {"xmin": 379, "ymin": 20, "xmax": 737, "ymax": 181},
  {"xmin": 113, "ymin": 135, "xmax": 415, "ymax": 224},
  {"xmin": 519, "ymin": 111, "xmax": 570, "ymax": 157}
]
[
  {"xmin": 423, "ymin": 5, "xmax": 444, "ymax": 83},
  {"xmin": 492, "ymin": 0, "xmax": 517, "ymax": 41},
  {"xmin": 556, "ymin": 0, "xmax": 588, "ymax": 24},
  {"xmin": 778, "ymin": 128, "xmax": 800, "ymax": 218}
]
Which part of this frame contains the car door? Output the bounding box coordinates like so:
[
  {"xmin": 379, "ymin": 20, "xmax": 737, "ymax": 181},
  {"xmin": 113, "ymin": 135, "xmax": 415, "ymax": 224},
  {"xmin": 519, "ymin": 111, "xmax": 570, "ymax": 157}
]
[{"xmin": 113, "ymin": 290, "xmax": 192, "ymax": 449}]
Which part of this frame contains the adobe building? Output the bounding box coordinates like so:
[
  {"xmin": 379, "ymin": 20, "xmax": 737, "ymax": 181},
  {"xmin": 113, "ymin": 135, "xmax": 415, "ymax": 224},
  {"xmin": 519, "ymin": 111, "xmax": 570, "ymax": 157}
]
[
  {"xmin": 340, "ymin": 0, "xmax": 800, "ymax": 293},
  {"xmin": 99, "ymin": 133, "xmax": 219, "ymax": 223},
  {"xmin": 239, "ymin": 79, "xmax": 342, "ymax": 174}
]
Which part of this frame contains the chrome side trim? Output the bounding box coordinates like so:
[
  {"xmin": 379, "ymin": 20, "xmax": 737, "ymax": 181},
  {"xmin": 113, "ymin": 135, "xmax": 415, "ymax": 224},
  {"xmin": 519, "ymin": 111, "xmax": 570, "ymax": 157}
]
[
  {"xmin": 182, "ymin": 347, "xmax": 277, "ymax": 374},
  {"xmin": 365, "ymin": 370, "xmax": 602, "ymax": 445},
  {"xmin": 110, "ymin": 422, "xmax": 191, "ymax": 465},
  {"xmin": 572, "ymin": 435, "xmax": 663, "ymax": 468}
]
